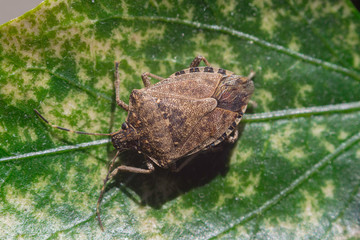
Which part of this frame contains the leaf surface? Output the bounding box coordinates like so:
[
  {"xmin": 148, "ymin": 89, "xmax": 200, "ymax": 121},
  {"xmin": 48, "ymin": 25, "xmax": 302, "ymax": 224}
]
[{"xmin": 0, "ymin": 0, "xmax": 359, "ymax": 239}]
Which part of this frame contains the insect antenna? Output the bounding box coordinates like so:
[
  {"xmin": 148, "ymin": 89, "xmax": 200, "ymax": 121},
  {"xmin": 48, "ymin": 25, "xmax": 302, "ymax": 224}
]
[
  {"xmin": 34, "ymin": 109, "xmax": 112, "ymax": 136},
  {"xmin": 96, "ymin": 150, "xmax": 121, "ymax": 231}
]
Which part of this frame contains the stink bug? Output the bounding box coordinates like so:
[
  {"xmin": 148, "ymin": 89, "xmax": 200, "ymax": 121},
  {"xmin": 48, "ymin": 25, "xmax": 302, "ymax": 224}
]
[{"xmin": 35, "ymin": 55, "xmax": 255, "ymax": 230}]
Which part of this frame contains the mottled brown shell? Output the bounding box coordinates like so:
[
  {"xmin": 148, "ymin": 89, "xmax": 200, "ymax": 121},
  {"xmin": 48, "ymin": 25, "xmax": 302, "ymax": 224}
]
[{"xmin": 124, "ymin": 66, "xmax": 254, "ymax": 168}]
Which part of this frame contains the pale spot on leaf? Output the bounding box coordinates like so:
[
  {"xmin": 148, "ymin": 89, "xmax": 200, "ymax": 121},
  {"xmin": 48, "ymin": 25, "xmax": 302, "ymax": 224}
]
[
  {"xmin": 131, "ymin": 204, "xmax": 161, "ymax": 235},
  {"xmin": 324, "ymin": 141, "xmax": 335, "ymax": 153},
  {"xmin": 217, "ymin": 0, "xmax": 237, "ymax": 16},
  {"xmin": 208, "ymin": 35, "xmax": 234, "ymax": 59},
  {"xmin": 33, "ymin": 206, "xmax": 52, "ymax": 222},
  {"xmin": 306, "ymin": 1, "xmax": 322, "ymax": 18},
  {"xmin": 190, "ymin": 32, "xmax": 207, "ymax": 50},
  {"xmin": 252, "ymin": 0, "xmax": 272, "ymax": 9},
  {"xmin": 4, "ymin": 184, "xmax": 34, "ymax": 211},
  {"xmin": 105, "ymin": 203, "xmax": 128, "ymax": 231},
  {"xmin": 1, "ymin": 82, "xmax": 37, "ymax": 105},
  {"xmin": 338, "ymin": 130, "xmax": 349, "ymax": 140},
  {"xmin": 21, "ymin": 71, "xmax": 35, "ymax": 86},
  {"xmin": 39, "ymin": 100, "xmax": 59, "ymax": 122},
  {"xmin": 216, "ymin": 193, "xmax": 234, "ymax": 208},
  {"xmin": 149, "ymin": 0, "xmax": 173, "ymax": 9},
  {"xmin": 345, "ymin": 22, "xmax": 359, "ymax": 49},
  {"xmin": 226, "ymin": 171, "xmax": 241, "ymax": 189},
  {"xmin": 253, "ymin": 89, "xmax": 274, "ymax": 112},
  {"xmin": 263, "ymin": 69, "xmax": 280, "ymax": 82},
  {"xmin": 356, "ymin": 150, "xmax": 360, "ymax": 159},
  {"xmin": 233, "ymin": 148, "xmax": 253, "ymax": 164},
  {"xmin": 300, "ymin": 190, "xmax": 322, "ymax": 225},
  {"xmin": 239, "ymin": 172, "xmax": 261, "ymax": 197},
  {"xmin": 34, "ymin": 71, "xmax": 51, "ymax": 89},
  {"xmin": 179, "ymin": 207, "xmax": 195, "ymax": 222},
  {"xmin": 322, "ymin": 1, "xmax": 351, "ymax": 18},
  {"xmin": 87, "ymin": 108, "xmax": 98, "ymax": 121},
  {"xmin": 17, "ymin": 126, "xmax": 38, "ymax": 142},
  {"xmin": 22, "ymin": 49, "xmax": 43, "ymax": 64},
  {"xmin": 77, "ymin": 67, "xmax": 91, "ymax": 83},
  {"xmin": 283, "ymin": 146, "xmax": 307, "ymax": 164},
  {"xmin": 277, "ymin": 216, "xmax": 296, "ymax": 229},
  {"xmin": 270, "ymin": 124, "xmax": 295, "ymax": 153},
  {"xmin": 165, "ymin": 210, "xmax": 182, "ymax": 226},
  {"xmin": 65, "ymin": 167, "xmax": 78, "ymax": 190},
  {"xmin": 234, "ymin": 225, "xmax": 251, "ymax": 238},
  {"xmin": 294, "ymin": 84, "xmax": 313, "ymax": 108},
  {"xmin": 184, "ymin": 6, "xmax": 195, "ymax": 20},
  {"xmin": 121, "ymin": 0, "xmax": 129, "ymax": 16},
  {"xmin": 111, "ymin": 28, "xmax": 125, "ymax": 42},
  {"xmin": 263, "ymin": 217, "xmax": 298, "ymax": 237},
  {"xmin": 321, "ymin": 180, "xmax": 334, "ymax": 198},
  {"xmin": 311, "ymin": 123, "xmax": 326, "ymax": 137},
  {"xmin": 252, "ymin": 0, "xmax": 278, "ymax": 37},
  {"xmin": 263, "ymin": 122, "xmax": 271, "ymax": 131},
  {"xmin": 352, "ymin": 52, "xmax": 360, "ymax": 68},
  {"xmin": 0, "ymin": 212, "xmax": 21, "ymax": 239},
  {"xmin": 1, "ymin": 58, "xmax": 16, "ymax": 73},
  {"xmin": 55, "ymin": 11, "xmax": 65, "ymax": 22},
  {"xmin": 130, "ymin": 25, "xmax": 166, "ymax": 48},
  {"xmin": 33, "ymin": 176, "xmax": 51, "ymax": 191},
  {"xmin": 49, "ymin": 161, "xmax": 63, "ymax": 174},
  {"xmin": 288, "ymin": 36, "xmax": 301, "ymax": 52},
  {"xmin": 62, "ymin": 98, "xmax": 78, "ymax": 116},
  {"xmin": 61, "ymin": 91, "xmax": 89, "ymax": 116},
  {"xmin": 261, "ymin": 10, "xmax": 278, "ymax": 37},
  {"xmin": 95, "ymin": 74, "xmax": 113, "ymax": 92}
]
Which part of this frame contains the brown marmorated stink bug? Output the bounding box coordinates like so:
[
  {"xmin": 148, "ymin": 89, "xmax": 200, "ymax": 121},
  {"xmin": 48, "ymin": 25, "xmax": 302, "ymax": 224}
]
[{"xmin": 34, "ymin": 55, "xmax": 255, "ymax": 230}]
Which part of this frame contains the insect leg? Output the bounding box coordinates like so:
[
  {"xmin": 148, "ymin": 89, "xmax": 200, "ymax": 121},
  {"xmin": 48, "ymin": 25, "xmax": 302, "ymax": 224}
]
[
  {"xmin": 96, "ymin": 150, "xmax": 121, "ymax": 231},
  {"xmin": 141, "ymin": 72, "xmax": 165, "ymax": 87},
  {"xmin": 189, "ymin": 55, "xmax": 211, "ymax": 67},
  {"xmin": 108, "ymin": 163, "xmax": 155, "ymax": 175},
  {"xmin": 96, "ymin": 153, "xmax": 154, "ymax": 231},
  {"xmin": 170, "ymin": 154, "xmax": 197, "ymax": 173},
  {"xmin": 248, "ymin": 70, "xmax": 256, "ymax": 80},
  {"xmin": 248, "ymin": 100, "xmax": 258, "ymax": 109},
  {"xmin": 226, "ymin": 129, "xmax": 239, "ymax": 143},
  {"xmin": 114, "ymin": 62, "xmax": 130, "ymax": 111}
]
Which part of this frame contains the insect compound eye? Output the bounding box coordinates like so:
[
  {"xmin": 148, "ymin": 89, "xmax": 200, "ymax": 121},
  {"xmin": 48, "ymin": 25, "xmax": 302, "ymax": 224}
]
[{"xmin": 121, "ymin": 122, "xmax": 128, "ymax": 130}]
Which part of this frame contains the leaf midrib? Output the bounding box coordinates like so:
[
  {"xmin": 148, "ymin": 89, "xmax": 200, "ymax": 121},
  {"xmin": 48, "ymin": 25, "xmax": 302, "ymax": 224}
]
[{"xmin": 1, "ymin": 101, "xmax": 359, "ymax": 162}]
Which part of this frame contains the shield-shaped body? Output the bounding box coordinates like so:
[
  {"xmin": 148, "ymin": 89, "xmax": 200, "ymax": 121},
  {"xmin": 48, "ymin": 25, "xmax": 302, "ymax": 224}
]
[{"xmin": 124, "ymin": 66, "xmax": 254, "ymax": 168}]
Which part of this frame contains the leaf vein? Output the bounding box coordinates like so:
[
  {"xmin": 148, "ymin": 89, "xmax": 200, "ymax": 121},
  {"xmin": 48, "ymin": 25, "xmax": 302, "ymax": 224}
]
[
  {"xmin": 210, "ymin": 131, "xmax": 360, "ymax": 238},
  {"xmin": 0, "ymin": 139, "xmax": 110, "ymax": 163},
  {"xmin": 243, "ymin": 101, "xmax": 360, "ymax": 122},
  {"xmin": 96, "ymin": 15, "xmax": 360, "ymax": 81},
  {"xmin": 26, "ymin": 67, "xmax": 112, "ymax": 102},
  {"xmin": 44, "ymin": 188, "xmax": 121, "ymax": 239},
  {"xmin": 323, "ymin": 181, "xmax": 360, "ymax": 238},
  {"xmin": 286, "ymin": 0, "xmax": 347, "ymax": 68}
]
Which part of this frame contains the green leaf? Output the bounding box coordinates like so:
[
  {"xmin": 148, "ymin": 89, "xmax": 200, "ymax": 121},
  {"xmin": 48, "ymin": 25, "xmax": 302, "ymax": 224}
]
[{"xmin": 1, "ymin": 0, "xmax": 360, "ymax": 239}]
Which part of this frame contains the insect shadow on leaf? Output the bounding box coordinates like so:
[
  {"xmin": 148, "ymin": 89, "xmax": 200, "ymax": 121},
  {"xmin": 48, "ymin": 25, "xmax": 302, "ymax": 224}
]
[{"xmin": 110, "ymin": 122, "xmax": 247, "ymax": 209}]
